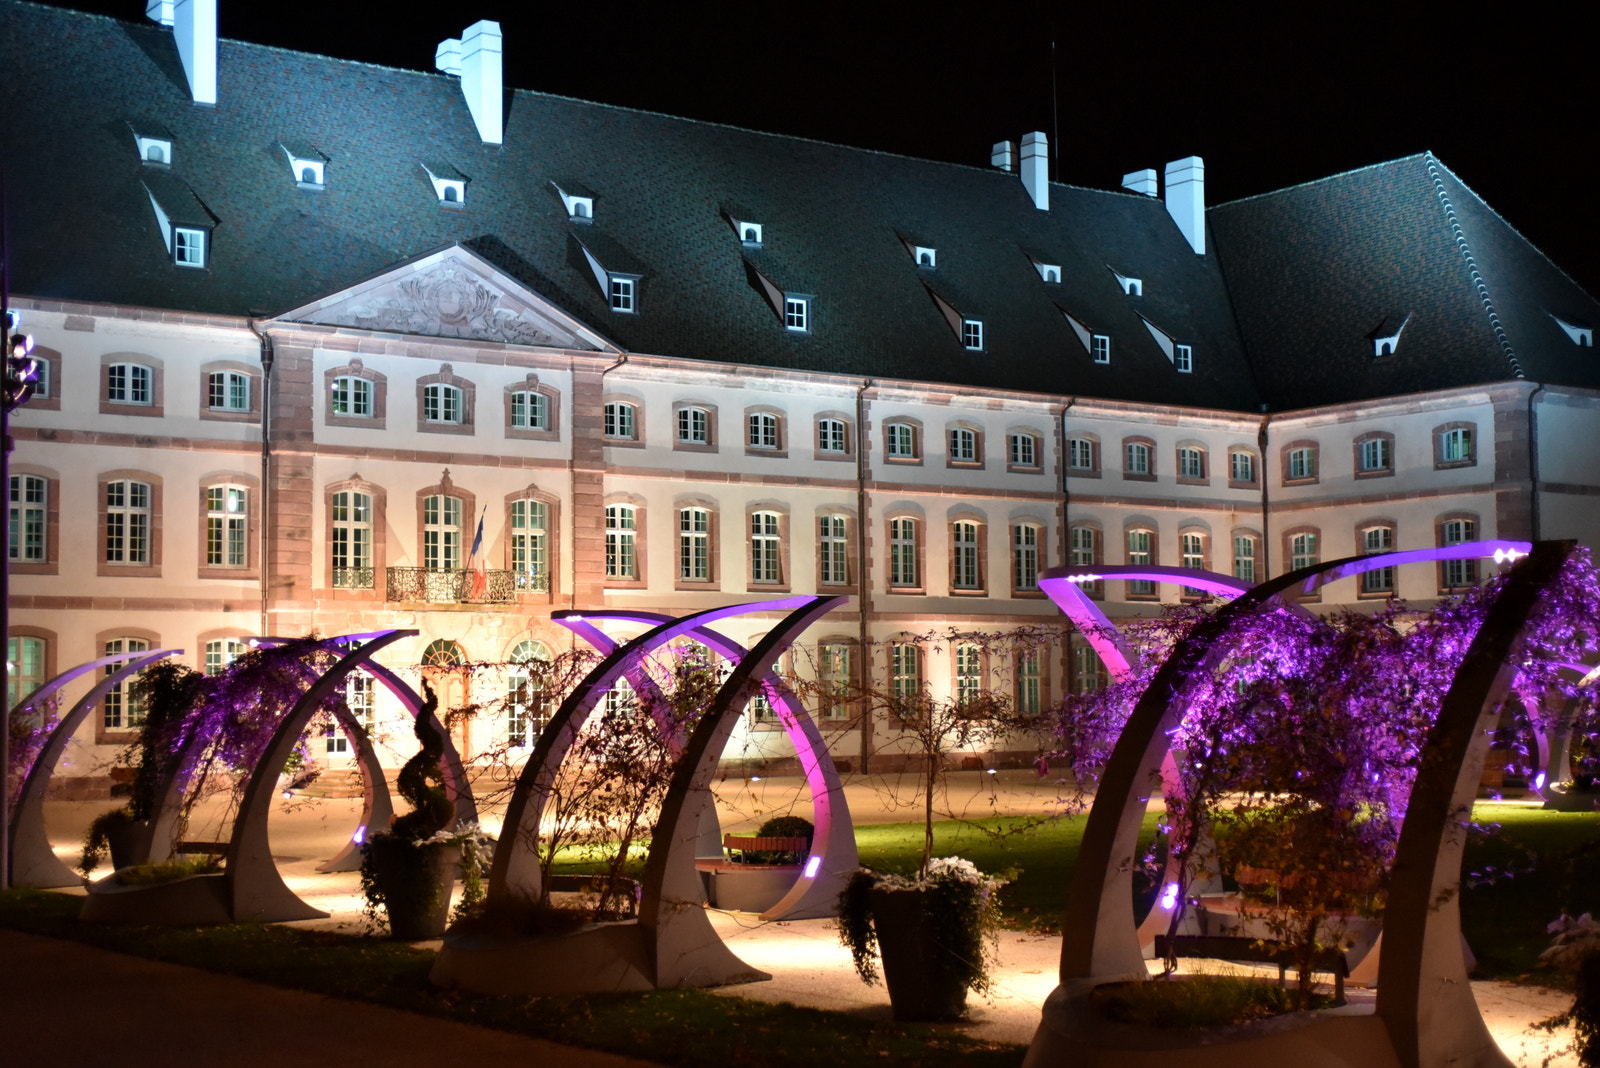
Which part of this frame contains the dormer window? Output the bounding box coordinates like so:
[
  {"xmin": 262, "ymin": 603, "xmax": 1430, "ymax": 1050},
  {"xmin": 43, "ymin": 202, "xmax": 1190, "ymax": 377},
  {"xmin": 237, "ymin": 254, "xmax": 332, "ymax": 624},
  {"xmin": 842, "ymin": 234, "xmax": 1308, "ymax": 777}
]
[
  {"xmin": 1369, "ymin": 312, "xmax": 1413, "ymax": 357},
  {"xmin": 784, "ymin": 295, "xmax": 810, "ymax": 333},
  {"xmin": 914, "ymin": 246, "xmax": 936, "ymax": 268},
  {"xmin": 736, "ymin": 221, "xmax": 763, "ymax": 246},
  {"xmin": 174, "ymin": 228, "xmax": 207, "ymax": 268},
  {"xmin": 143, "ymin": 174, "xmax": 215, "ymax": 270},
  {"xmin": 1110, "ymin": 268, "xmax": 1142, "ymax": 296},
  {"xmin": 128, "ymin": 121, "xmax": 174, "ymax": 167},
  {"xmin": 1092, "ymin": 335, "xmax": 1111, "ymax": 364},
  {"xmin": 551, "ymin": 182, "xmax": 594, "ymax": 223},
  {"xmin": 279, "ymin": 143, "xmax": 328, "ymax": 189},
  {"xmin": 1034, "ymin": 261, "xmax": 1060, "ymax": 284},
  {"xmin": 609, "ymin": 275, "xmax": 637, "ymax": 313},
  {"xmin": 1174, "ymin": 344, "xmax": 1193, "ymax": 373},
  {"xmin": 1549, "ymin": 312, "xmax": 1593, "ymax": 347},
  {"xmin": 962, "ymin": 319, "xmax": 984, "ymax": 351},
  {"xmin": 421, "ymin": 163, "xmax": 468, "ymax": 207}
]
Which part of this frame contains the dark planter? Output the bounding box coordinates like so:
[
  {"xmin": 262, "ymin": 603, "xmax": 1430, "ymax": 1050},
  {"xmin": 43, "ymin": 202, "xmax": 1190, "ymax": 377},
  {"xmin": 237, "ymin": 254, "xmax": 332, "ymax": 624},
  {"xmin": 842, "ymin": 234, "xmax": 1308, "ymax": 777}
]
[
  {"xmin": 869, "ymin": 885, "xmax": 972, "ymax": 1022},
  {"xmin": 365, "ymin": 838, "xmax": 461, "ymax": 940},
  {"xmin": 104, "ymin": 818, "xmax": 150, "ymax": 870}
]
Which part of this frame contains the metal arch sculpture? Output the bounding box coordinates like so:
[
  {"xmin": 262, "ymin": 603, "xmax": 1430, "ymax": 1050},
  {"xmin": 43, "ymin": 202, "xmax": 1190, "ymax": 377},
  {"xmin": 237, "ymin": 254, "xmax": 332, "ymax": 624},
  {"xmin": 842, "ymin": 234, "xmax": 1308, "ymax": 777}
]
[
  {"xmin": 81, "ymin": 630, "xmax": 416, "ymax": 926},
  {"xmin": 7, "ymin": 648, "xmax": 182, "ymax": 887},
  {"xmin": 1025, "ymin": 542, "xmax": 1568, "ymax": 1068},
  {"xmin": 554, "ymin": 609, "xmax": 858, "ymax": 921},
  {"xmin": 434, "ymin": 596, "xmax": 844, "ymax": 996}
]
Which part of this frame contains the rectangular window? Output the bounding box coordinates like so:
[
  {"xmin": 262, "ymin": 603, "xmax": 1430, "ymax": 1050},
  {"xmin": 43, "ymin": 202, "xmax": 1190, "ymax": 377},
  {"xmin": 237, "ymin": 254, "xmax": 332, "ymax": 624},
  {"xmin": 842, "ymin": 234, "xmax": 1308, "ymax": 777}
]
[
  {"xmin": 1009, "ymin": 433, "xmax": 1036, "ymax": 467},
  {"xmin": 332, "ymin": 673, "xmax": 376, "ymax": 753},
  {"xmin": 1174, "ymin": 344, "xmax": 1192, "ymax": 373},
  {"xmin": 949, "ymin": 427, "xmax": 977, "ymax": 463},
  {"xmin": 962, "ymin": 319, "xmax": 984, "ymax": 351},
  {"xmin": 1290, "ymin": 532, "xmax": 1318, "ymax": 572},
  {"xmin": 819, "ymin": 515, "xmax": 848, "ymax": 585},
  {"xmin": 604, "ymin": 402, "xmax": 636, "ymax": 440},
  {"xmin": 747, "ymin": 689, "xmax": 777, "ymax": 723},
  {"xmin": 332, "ymin": 376, "xmax": 371, "ymax": 417},
  {"xmin": 423, "ymin": 383, "xmax": 462, "ymax": 424},
  {"xmin": 606, "ymin": 505, "xmax": 637, "ymax": 579},
  {"xmin": 1362, "ymin": 525, "xmax": 1394, "ymax": 593},
  {"xmin": 174, "ymin": 227, "xmax": 206, "ymax": 268},
  {"xmin": 1017, "ymin": 650, "xmax": 1042, "ymax": 715},
  {"xmin": 1181, "ymin": 532, "xmax": 1204, "ymax": 596},
  {"xmin": 108, "ymin": 364, "xmax": 152, "ymax": 405},
  {"xmin": 1091, "ymin": 335, "xmax": 1111, "ymax": 364},
  {"xmin": 1233, "ymin": 535, "xmax": 1256, "ymax": 583},
  {"xmin": 1071, "ymin": 526, "xmax": 1097, "ymax": 567},
  {"xmin": 511, "ymin": 500, "xmax": 547, "ymax": 590},
  {"xmin": 103, "ymin": 638, "xmax": 150, "ymax": 730},
  {"xmin": 1178, "ymin": 447, "xmax": 1204, "ymax": 479},
  {"xmin": 751, "ymin": 512, "xmax": 781, "ymax": 583},
  {"xmin": 206, "ymin": 485, "xmax": 247, "ymax": 567},
  {"xmin": 1441, "ymin": 428, "xmax": 1473, "ymax": 463},
  {"xmin": 1069, "ymin": 438, "xmax": 1095, "ymax": 470},
  {"xmin": 9, "ymin": 475, "xmax": 46, "ymax": 562},
  {"xmin": 1360, "ymin": 438, "xmax": 1391, "ymax": 472},
  {"xmin": 331, "ymin": 490, "xmax": 373, "ymax": 588},
  {"xmin": 422, "ymin": 494, "xmax": 462, "ymax": 571},
  {"xmin": 1442, "ymin": 519, "xmax": 1478, "ymax": 587},
  {"xmin": 208, "ymin": 371, "xmax": 249, "ymax": 412},
  {"xmin": 952, "ymin": 521, "xmax": 981, "ymax": 590},
  {"xmin": 890, "ymin": 644, "xmax": 922, "ymax": 707},
  {"xmin": 104, "ymin": 480, "xmax": 150, "ymax": 565},
  {"xmin": 677, "ymin": 407, "xmax": 710, "ymax": 444},
  {"xmin": 609, "ymin": 275, "xmax": 635, "ymax": 312},
  {"xmin": 679, "ymin": 507, "xmax": 710, "ymax": 580},
  {"xmin": 1127, "ymin": 530, "xmax": 1154, "ymax": 596},
  {"xmin": 889, "ymin": 517, "xmax": 918, "ymax": 587},
  {"xmin": 1125, "ymin": 442, "xmax": 1150, "ymax": 475},
  {"xmin": 749, "ymin": 413, "xmax": 779, "ymax": 449},
  {"xmin": 1287, "ymin": 447, "xmax": 1317, "ymax": 481},
  {"xmin": 819, "ymin": 643, "xmax": 854, "ymax": 720},
  {"xmin": 886, "ymin": 423, "xmax": 916, "ymax": 459},
  {"xmin": 955, "ymin": 644, "xmax": 983, "ymax": 705},
  {"xmin": 1072, "ymin": 639, "xmax": 1107, "ymax": 694},
  {"xmin": 784, "ymin": 297, "xmax": 808, "ymax": 332},
  {"xmin": 204, "ymin": 639, "xmax": 244, "ymax": 676},
  {"xmin": 8, "ymin": 636, "xmax": 47, "ymax": 710},
  {"xmin": 818, "ymin": 418, "xmax": 847, "ymax": 454},
  {"xmin": 1013, "ymin": 524, "xmax": 1040, "ymax": 591},
  {"xmin": 511, "ymin": 391, "xmax": 547, "ymax": 430},
  {"xmin": 1230, "ymin": 451, "xmax": 1255, "ymax": 483}
]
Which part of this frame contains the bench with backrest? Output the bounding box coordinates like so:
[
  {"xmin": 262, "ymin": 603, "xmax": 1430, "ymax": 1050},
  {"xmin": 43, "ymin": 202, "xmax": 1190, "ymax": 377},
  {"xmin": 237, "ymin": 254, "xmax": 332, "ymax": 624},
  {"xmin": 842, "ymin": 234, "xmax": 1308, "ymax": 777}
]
[
  {"xmin": 1152, "ymin": 933, "xmax": 1349, "ymax": 1004},
  {"xmin": 718, "ymin": 834, "xmax": 809, "ymax": 865}
]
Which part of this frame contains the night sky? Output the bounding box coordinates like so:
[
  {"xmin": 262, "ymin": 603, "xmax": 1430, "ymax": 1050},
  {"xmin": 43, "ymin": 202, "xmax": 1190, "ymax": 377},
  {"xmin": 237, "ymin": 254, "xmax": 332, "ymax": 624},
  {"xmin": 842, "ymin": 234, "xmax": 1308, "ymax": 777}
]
[{"xmin": 33, "ymin": 1, "xmax": 1600, "ymax": 298}]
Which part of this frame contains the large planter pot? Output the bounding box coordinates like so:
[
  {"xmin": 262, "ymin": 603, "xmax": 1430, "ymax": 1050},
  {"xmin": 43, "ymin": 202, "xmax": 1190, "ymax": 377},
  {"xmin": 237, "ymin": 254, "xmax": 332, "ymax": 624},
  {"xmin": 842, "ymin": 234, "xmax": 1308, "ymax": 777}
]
[
  {"xmin": 869, "ymin": 885, "xmax": 974, "ymax": 1022},
  {"xmin": 365, "ymin": 838, "xmax": 461, "ymax": 940},
  {"xmin": 104, "ymin": 818, "xmax": 150, "ymax": 870}
]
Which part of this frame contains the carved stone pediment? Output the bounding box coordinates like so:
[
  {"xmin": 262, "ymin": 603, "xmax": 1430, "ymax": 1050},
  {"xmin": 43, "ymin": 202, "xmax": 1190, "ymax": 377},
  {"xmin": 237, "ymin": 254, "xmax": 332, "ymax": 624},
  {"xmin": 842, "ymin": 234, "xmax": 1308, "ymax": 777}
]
[{"xmin": 277, "ymin": 244, "xmax": 614, "ymax": 352}]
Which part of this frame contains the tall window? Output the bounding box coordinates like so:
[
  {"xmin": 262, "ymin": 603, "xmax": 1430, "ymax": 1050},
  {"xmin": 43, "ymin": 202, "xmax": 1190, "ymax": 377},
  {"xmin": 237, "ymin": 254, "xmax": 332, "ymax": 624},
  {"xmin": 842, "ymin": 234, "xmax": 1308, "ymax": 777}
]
[
  {"xmin": 204, "ymin": 639, "xmax": 244, "ymax": 675},
  {"xmin": 1230, "ymin": 450, "xmax": 1255, "ymax": 484},
  {"xmin": 107, "ymin": 363, "xmax": 152, "ymax": 405},
  {"xmin": 8, "ymin": 635, "xmax": 46, "ymax": 709},
  {"xmin": 751, "ymin": 512, "xmax": 781, "ymax": 583},
  {"xmin": 1442, "ymin": 519, "xmax": 1478, "ymax": 588},
  {"xmin": 1290, "ymin": 531, "xmax": 1318, "ymax": 571},
  {"xmin": 886, "ymin": 423, "xmax": 916, "ymax": 459},
  {"xmin": 889, "ymin": 518, "xmax": 918, "ymax": 587},
  {"xmin": 506, "ymin": 640, "xmax": 550, "ymax": 747},
  {"xmin": 819, "ymin": 643, "xmax": 853, "ymax": 720},
  {"xmin": 1125, "ymin": 442, "xmax": 1151, "ymax": 476},
  {"xmin": 1178, "ymin": 447, "xmax": 1204, "ymax": 480},
  {"xmin": 819, "ymin": 515, "xmax": 849, "ymax": 585},
  {"xmin": 949, "ymin": 427, "xmax": 978, "ymax": 463},
  {"xmin": 9, "ymin": 475, "xmax": 45, "ymax": 562},
  {"xmin": 1013, "ymin": 524, "xmax": 1040, "ymax": 591},
  {"xmin": 510, "ymin": 500, "xmax": 547, "ymax": 590},
  {"xmin": 818, "ymin": 418, "xmax": 847, "ymax": 454},
  {"xmin": 105, "ymin": 480, "xmax": 151, "ymax": 566},
  {"xmin": 206, "ymin": 485, "xmax": 247, "ymax": 567},
  {"xmin": 749, "ymin": 412, "xmax": 779, "ymax": 449},
  {"xmin": 1091, "ymin": 334, "xmax": 1111, "ymax": 364},
  {"xmin": 748, "ymin": 688, "xmax": 778, "ymax": 724},
  {"xmin": 604, "ymin": 402, "xmax": 636, "ymax": 440},
  {"xmin": 423, "ymin": 383, "xmax": 462, "ymax": 424},
  {"xmin": 423, "ymin": 494, "xmax": 462, "ymax": 571},
  {"xmin": 1174, "ymin": 344, "xmax": 1193, "ymax": 373},
  {"xmin": 1287, "ymin": 446, "xmax": 1317, "ymax": 481},
  {"xmin": 952, "ymin": 521, "xmax": 981, "ymax": 590},
  {"xmin": 677, "ymin": 407, "xmax": 710, "ymax": 444},
  {"xmin": 331, "ymin": 490, "xmax": 372, "ymax": 587},
  {"xmin": 332, "ymin": 376, "xmax": 372, "ymax": 417},
  {"xmin": 103, "ymin": 637, "xmax": 149, "ymax": 730},
  {"xmin": 1072, "ymin": 639, "xmax": 1107, "ymax": 693},
  {"xmin": 1233, "ymin": 535, "xmax": 1256, "ymax": 583},
  {"xmin": 1440, "ymin": 427, "xmax": 1474, "ymax": 464},
  {"xmin": 510, "ymin": 390, "xmax": 547, "ymax": 430},
  {"xmin": 679, "ymin": 507, "xmax": 711, "ymax": 580},
  {"xmin": 1009, "ymin": 433, "xmax": 1037, "ymax": 467},
  {"xmin": 1016, "ymin": 650, "xmax": 1042, "ymax": 715},
  {"xmin": 890, "ymin": 643, "xmax": 922, "ymax": 705},
  {"xmin": 332, "ymin": 672, "xmax": 376, "ymax": 754},
  {"xmin": 955, "ymin": 643, "xmax": 983, "ymax": 705},
  {"xmin": 1181, "ymin": 532, "xmax": 1205, "ymax": 597},
  {"xmin": 208, "ymin": 371, "xmax": 249, "ymax": 412},
  {"xmin": 1360, "ymin": 438, "xmax": 1391, "ymax": 472},
  {"xmin": 1362, "ymin": 525, "xmax": 1395, "ymax": 594},
  {"xmin": 1070, "ymin": 525, "xmax": 1100, "ymax": 595},
  {"xmin": 1127, "ymin": 529, "xmax": 1154, "ymax": 596},
  {"xmin": 606, "ymin": 505, "xmax": 637, "ymax": 579},
  {"xmin": 1069, "ymin": 438, "xmax": 1095, "ymax": 470}
]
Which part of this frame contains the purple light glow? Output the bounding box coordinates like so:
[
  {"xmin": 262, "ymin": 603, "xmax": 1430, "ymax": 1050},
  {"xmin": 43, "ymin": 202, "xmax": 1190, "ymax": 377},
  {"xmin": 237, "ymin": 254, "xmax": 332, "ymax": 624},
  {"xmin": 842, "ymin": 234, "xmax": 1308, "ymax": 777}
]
[
  {"xmin": 1159, "ymin": 882, "xmax": 1180, "ymax": 910},
  {"xmin": 1536, "ymin": 772, "xmax": 1547, "ymax": 790},
  {"xmin": 804, "ymin": 856, "xmax": 822, "ymax": 879},
  {"xmin": 352, "ymin": 824, "xmax": 366, "ymax": 844}
]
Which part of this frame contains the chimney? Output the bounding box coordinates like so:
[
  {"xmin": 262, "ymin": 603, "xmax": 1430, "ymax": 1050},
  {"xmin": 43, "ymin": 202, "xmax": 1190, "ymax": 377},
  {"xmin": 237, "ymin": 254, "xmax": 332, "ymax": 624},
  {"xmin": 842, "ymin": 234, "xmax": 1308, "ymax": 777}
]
[
  {"xmin": 151, "ymin": 0, "xmax": 216, "ymax": 105},
  {"xmin": 1122, "ymin": 168, "xmax": 1158, "ymax": 197},
  {"xmin": 436, "ymin": 21, "xmax": 504, "ymax": 145},
  {"xmin": 990, "ymin": 141, "xmax": 1014, "ymax": 173},
  {"xmin": 1020, "ymin": 131, "xmax": 1048, "ymax": 211},
  {"xmin": 1164, "ymin": 156, "xmax": 1205, "ymax": 255}
]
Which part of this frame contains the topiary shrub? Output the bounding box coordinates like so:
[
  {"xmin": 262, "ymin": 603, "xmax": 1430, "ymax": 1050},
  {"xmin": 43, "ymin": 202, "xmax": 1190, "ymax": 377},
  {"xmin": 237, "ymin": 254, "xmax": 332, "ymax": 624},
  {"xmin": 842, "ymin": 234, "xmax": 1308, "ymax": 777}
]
[{"xmin": 748, "ymin": 815, "xmax": 814, "ymax": 864}]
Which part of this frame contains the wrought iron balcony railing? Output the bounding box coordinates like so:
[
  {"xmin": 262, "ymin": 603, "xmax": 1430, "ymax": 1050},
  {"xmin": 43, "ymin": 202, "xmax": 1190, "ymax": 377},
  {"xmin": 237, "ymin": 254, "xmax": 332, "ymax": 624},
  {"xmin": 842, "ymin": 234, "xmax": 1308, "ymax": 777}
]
[{"xmin": 385, "ymin": 567, "xmax": 520, "ymax": 604}]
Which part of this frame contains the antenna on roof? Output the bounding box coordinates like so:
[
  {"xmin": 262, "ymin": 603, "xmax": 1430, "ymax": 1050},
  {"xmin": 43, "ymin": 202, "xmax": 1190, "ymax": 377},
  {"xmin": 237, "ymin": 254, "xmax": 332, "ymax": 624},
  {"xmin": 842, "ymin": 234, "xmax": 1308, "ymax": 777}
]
[{"xmin": 1050, "ymin": 39, "xmax": 1059, "ymax": 182}]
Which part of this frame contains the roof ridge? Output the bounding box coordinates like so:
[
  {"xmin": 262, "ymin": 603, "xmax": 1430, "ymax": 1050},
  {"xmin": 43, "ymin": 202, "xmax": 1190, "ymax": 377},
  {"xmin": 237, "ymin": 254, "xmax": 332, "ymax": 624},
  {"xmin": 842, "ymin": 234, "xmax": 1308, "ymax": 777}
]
[
  {"xmin": 1422, "ymin": 152, "xmax": 1523, "ymax": 379},
  {"xmin": 1209, "ymin": 152, "xmax": 1432, "ymax": 211}
]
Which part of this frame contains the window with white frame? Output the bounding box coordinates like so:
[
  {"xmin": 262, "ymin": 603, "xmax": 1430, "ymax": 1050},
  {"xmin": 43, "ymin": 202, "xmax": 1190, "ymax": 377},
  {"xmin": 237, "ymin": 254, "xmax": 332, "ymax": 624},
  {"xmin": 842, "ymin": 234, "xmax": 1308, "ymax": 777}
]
[
  {"xmin": 1230, "ymin": 450, "xmax": 1256, "ymax": 484},
  {"xmin": 751, "ymin": 512, "xmax": 781, "ymax": 583},
  {"xmin": 818, "ymin": 418, "xmax": 847, "ymax": 454},
  {"xmin": 784, "ymin": 297, "xmax": 809, "ymax": 332},
  {"xmin": 332, "ymin": 376, "xmax": 372, "ymax": 417},
  {"xmin": 204, "ymin": 639, "xmax": 244, "ymax": 676},
  {"xmin": 889, "ymin": 517, "xmax": 918, "ymax": 587},
  {"xmin": 604, "ymin": 401, "xmax": 637, "ymax": 440},
  {"xmin": 331, "ymin": 490, "xmax": 372, "ymax": 588},
  {"xmin": 423, "ymin": 383, "xmax": 463, "ymax": 424},
  {"xmin": 1233, "ymin": 534, "xmax": 1256, "ymax": 583},
  {"xmin": 108, "ymin": 363, "xmax": 153, "ymax": 406},
  {"xmin": 205, "ymin": 485, "xmax": 248, "ymax": 568},
  {"xmin": 952, "ymin": 521, "xmax": 981, "ymax": 590},
  {"xmin": 1360, "ymin": 437, "xmax": 1391, "ymax": 473},
  {"xmin": 604, "ymin": 678, "xmax": 636, "ymax": 720},
  {"xmin": 103, "ymin": 637, "xmax": 150, "ymax": 730},
  {"xmin": 506, "ymin": 640, "xmax": 550, "ymax": 746},
  {"xmin": 962, "ymin": 319, "xmax": 984, "ymax": 350},
  {"xmin": 1016, "ymin": 650, "xmax": 1042, "ymax": 715},
  {"xmin": 1013, "ymin": 524, "xmax": 1040, "ymax": 590},
  {"xmin": 1290, "ymin": 531, "xmax": 1319, "ymax": 572},
  {"xmin": 1071, "ymin": 638, "xmax": 1107, "ymax": 693},
  {"xmin": 208, "ymin": 371, "xmax": 249, "ymax": 412},
  {"xmin": 1008, "ymin": 432, "xmax": 1037, "ymax": 467},
  {"xmin": 609, "ymin": 275, "xmax": 636, "ymax": 313},
  {"xmin": 606, "ymin": 505, "xmax": 637, "ymax": 579},
  {"xmin": 1181, "ymin": 532, "xmax": 1205, "ymax": 596},
  {"xmin": 886, "ymin": 422, "xmax": 917, "ymax": 459},
  {"xmin": 1091, "ymin": 334, "xmax": 1111, "ymax": 364},
  {"xmin": 1070, "ymin": 525, "xmax": 1097, "ymax": 568},
  {"xmin": 749, "ymin": 412, "xmax": 779, "ymax": 449},
  {"xmin": 1127, "ymin": 529, "xmax": 1154, "ymax": 596},
  {"xmin": 890, "ymin": 643, "xmax": 922, "ymax": 706},
  {"xmin": 1286, "ymin": 446, "xmax": 1317, "ymax": 481},
  {"xmin": 1125, "ymin": 441, "xmax": 1151, "ymax": 476},
  {"xmin": 747, "ymin": 687, "xmax": 777, "ymax": 723},
  {"xmin": 104, "ymin": 479, "xmax": 151, "ymax": 566},
  {"xmin": 1441, "ymin": 518, "xmax": 1478, "ymax": 588},
  {"xmin": 1440, "ymin": 427, "xmax": 1474, "ymax": 464},
  {"xmin": 819, "ymin": 515, "xmax": 849, "ymax": 585},
  {"xmin": 677, "ymin": 407, "xmax": 710, "ymax": 445},
  {"xmin": 329, "ymin": 671, "xmax": 375, "ymax": 754},
  {"xmin": 819, "ymin": 642, "xmax": 854, "ymax": 719},
  {"xmin": 1069, "ymin": 437, "xmax": 1096, "ymax": 470},
  {"xmin": 1174, "ymin": 344, "xmax": 1193, "ymax": 373},
  {"xmin": 678, "ymin": 507, "xmax": 711, "ymax": 581},
  {"xmin": 955, "ymin": 643, "xmax": 983, "ymax": 705},
  {"xmin": 1178, "ymin": 446, "xmax": 1204, "ymax": 480},
  {"xmin": 1362, "ymin": 525, "xmax": 1395, "ymax": 593},
  {"xmin": 9, "ymin": 475, "xmax": 46, "ymax": 563},
  {"xmin": 174, "ymin": 227, "xmax": 207, "ymax": 268},
  {"xmin": 8, "ymin": 635, "xmax": 46, "ymax": 710},
  {"xmin": 422, "ymin": 494, "xmax": 462, "ymax": 571},
  {"xmin": 949, "ymin": 427, "xmax": 978, "ymax": 463},
  {"xmin": 510, "ymin": 390, "xmax": 548, "ymax": 430},
  {"xmin": 510, "ymin": 499, "xmax": 547, "ymax": 590}
]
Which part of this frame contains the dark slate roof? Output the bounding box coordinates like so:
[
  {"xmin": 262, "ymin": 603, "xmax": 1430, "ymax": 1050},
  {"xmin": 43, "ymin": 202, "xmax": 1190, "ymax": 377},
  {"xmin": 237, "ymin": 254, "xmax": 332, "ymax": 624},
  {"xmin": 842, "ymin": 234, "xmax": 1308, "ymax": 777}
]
[
  {"xmin": 1209, "ymin": 154, "xmax": 1600, "ymax": 410},
  {"xmin": 0, "ymin": 1, "xmax": 1258, "ymax": 409}
]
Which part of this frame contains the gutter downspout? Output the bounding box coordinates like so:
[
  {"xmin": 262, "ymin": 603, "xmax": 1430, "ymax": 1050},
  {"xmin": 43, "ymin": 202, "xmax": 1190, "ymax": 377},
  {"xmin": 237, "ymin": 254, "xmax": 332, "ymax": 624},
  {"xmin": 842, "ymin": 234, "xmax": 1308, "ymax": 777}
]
[
  {"xmin": 247, "ymin": 319, "xmax": 274, "ymax": 639},
  {"xmin": 855, "ymin": 379, "xmax": 872, "ymax": 775},
  {"xmin": 1058, "ymin": 398, "xmax": 1075, "ymax": 692},
  {"xmin": 1528, "ymin": 383, "xmax": 1545, "ymax": 542},
  {"xmin": 1256, "ymin": 412, "xmax": 1272, "ymax": 578}
]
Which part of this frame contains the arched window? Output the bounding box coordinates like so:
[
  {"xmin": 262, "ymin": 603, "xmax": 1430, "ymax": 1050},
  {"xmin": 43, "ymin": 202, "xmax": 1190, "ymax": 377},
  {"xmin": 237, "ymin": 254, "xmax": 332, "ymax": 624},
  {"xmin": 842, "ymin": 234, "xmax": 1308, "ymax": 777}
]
[
  {"xmin": 506, "ymin": 639, "xmax": 551, "ymax": 746},
  {"xmin": 204, "ymin": 639, "xmax": 245, "ymax": 675},
  {"xmin": 421, "ymin": 639, "xmax": 465, "ymax": 667},
  {"xmin": 423, "ymin": 383, "xmax": 463, "ymax": 424}
]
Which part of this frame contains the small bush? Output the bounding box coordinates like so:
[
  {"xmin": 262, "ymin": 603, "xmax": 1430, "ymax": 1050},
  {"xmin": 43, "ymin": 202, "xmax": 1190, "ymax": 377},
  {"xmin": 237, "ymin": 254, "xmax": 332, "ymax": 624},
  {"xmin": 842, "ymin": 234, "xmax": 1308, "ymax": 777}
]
[
  {"xmin": 113, "ymin": 856, "xmax": 221, "ymax": 886},
  {"xmin": 746, "ymin": 816, "xmax": 814, "ymax": 864},
  {"xmin": 1090, "ymin": 973, "xmax": 1333, "ymax": 1029}
]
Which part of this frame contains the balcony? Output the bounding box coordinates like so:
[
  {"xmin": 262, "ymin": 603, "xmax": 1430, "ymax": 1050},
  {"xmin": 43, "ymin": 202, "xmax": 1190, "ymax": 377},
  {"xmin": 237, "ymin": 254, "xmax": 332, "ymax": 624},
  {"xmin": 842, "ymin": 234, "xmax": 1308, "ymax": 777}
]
[{"xmin": 385, "ymin": 567, "xmax": 528, "ymax": 605}]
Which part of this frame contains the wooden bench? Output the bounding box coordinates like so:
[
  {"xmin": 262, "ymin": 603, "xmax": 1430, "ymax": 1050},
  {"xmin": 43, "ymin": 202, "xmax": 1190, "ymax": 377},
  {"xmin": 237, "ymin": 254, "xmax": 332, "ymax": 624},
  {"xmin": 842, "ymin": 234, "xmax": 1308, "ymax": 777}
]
[
  {"xmin": 1153, "ymin": 934, "xmax": 1349, "ymax": 1004},
  {"xmin": 720, "ymin": 834, "xmax": 809, "ymax": 864},
  {"xmin": 544, "ymin": 873, "xmax": 641, "ymax": 918}
]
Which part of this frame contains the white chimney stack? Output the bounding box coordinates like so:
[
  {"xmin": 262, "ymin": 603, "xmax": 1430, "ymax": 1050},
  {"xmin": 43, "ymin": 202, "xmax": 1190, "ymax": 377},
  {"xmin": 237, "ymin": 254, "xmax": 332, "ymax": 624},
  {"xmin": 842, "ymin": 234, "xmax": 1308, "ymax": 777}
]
[
  {"xmin": 436, "ymin": 21, "xmax": 503, "ymax": 145},
  {"xmin": 990, "ymin": 140, "xmax": 1014, "ymax": 172},
  {"xmin": 1020, "ymin": 131, "xmax": 1048, "ymax": 211},
  {"xmin": 1164, "ymin": 156, "xmax": 1205, "ymax": 255},
  {"xmin": 1122, "ymin": 168, "xmax": 1158, "ymax": 197},
  {"xmin": 151, "ymin": 0, "xmax": 216, "ymax": 105}
]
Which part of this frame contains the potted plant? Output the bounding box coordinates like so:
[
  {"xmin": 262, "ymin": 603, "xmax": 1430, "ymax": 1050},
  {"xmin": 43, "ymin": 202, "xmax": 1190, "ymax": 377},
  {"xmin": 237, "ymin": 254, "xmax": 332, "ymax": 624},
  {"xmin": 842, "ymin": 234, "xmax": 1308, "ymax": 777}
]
[{"xmin": 361, "ymin": 681, "xmax": 484, "ymax": 939}]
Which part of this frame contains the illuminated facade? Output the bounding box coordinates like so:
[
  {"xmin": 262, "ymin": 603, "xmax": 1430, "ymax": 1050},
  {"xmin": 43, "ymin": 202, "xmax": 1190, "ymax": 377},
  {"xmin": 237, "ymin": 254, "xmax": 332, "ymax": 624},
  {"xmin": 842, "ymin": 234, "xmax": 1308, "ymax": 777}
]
[{"xmin": 5, "ymin": 2, "xmax": 1599, "ymax": 791}]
